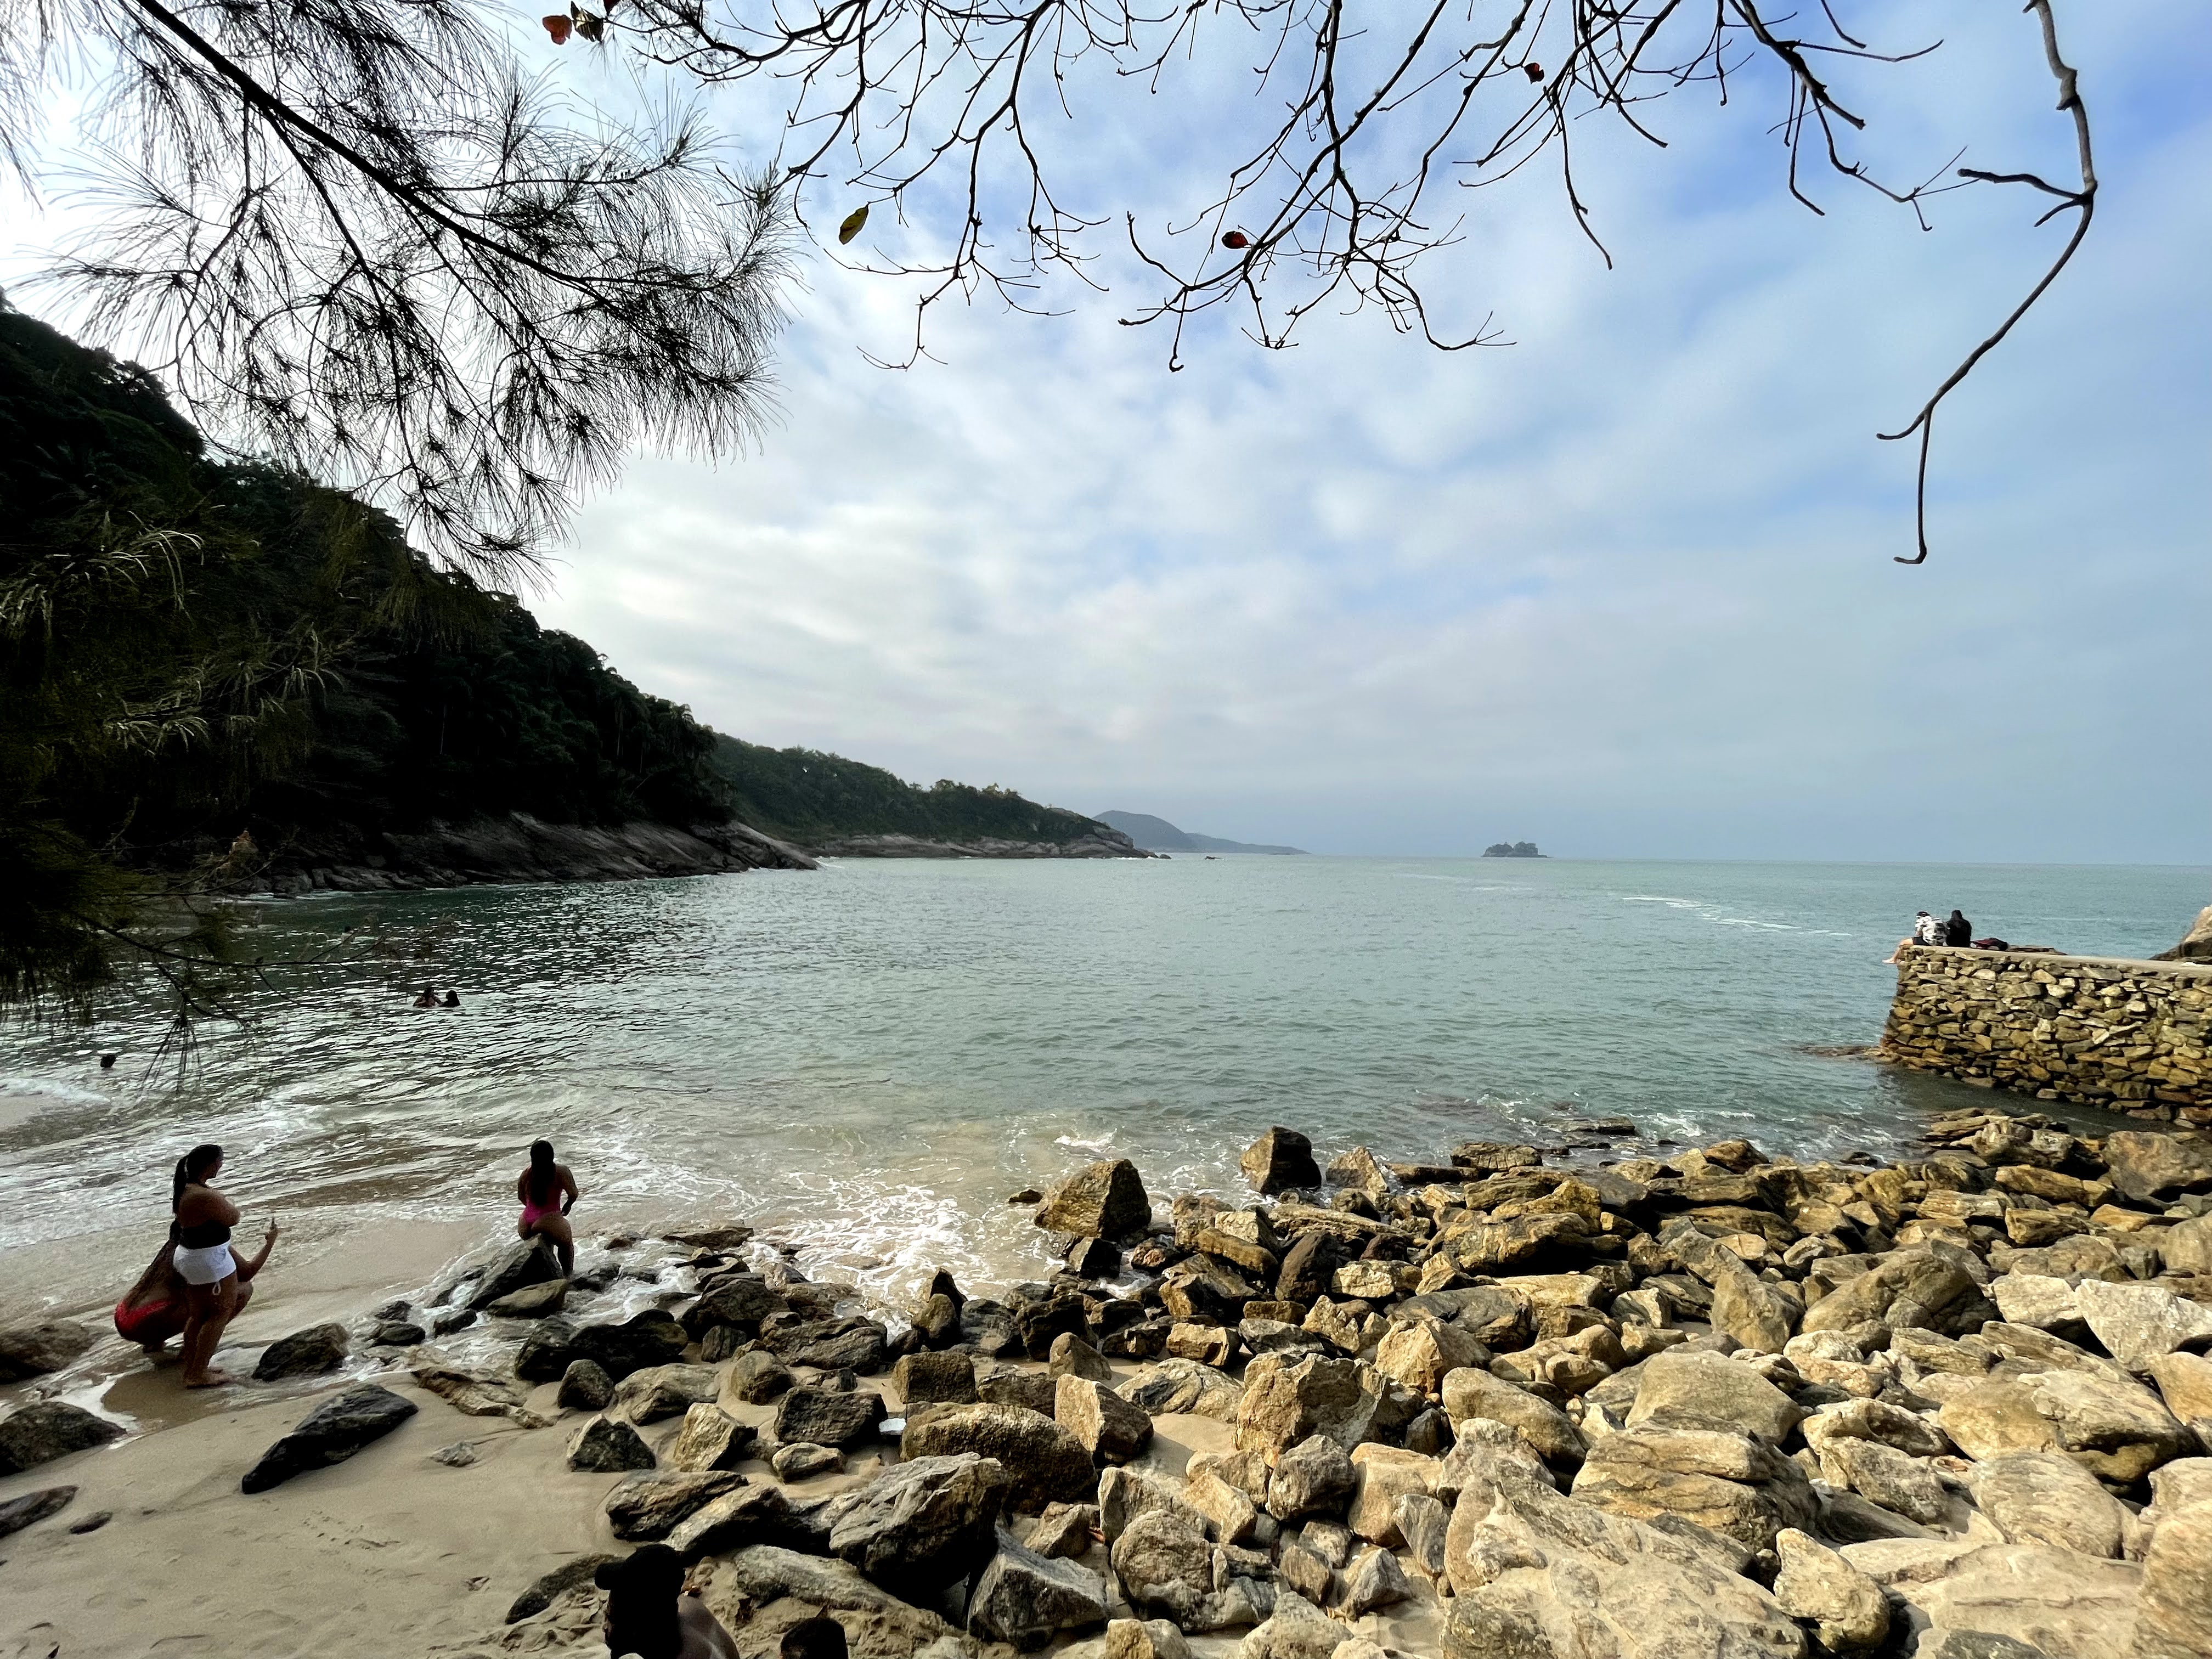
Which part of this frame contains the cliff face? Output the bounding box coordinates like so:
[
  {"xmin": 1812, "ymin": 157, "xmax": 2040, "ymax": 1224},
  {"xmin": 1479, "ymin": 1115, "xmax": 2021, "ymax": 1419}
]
[{"xmin": 234, "ymin": 814, "xmax": 816, "ymax": 896}]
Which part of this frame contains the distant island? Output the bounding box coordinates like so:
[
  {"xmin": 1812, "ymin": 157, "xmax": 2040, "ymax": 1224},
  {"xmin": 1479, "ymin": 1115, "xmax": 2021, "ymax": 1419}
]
[
  {"xmin": 1096, "ymin": 811, "xmax": 1307, "ymax": 856},
  {"xmin": 1483, "ymin": 841, "xmax": 1545, "ymax": 858}
]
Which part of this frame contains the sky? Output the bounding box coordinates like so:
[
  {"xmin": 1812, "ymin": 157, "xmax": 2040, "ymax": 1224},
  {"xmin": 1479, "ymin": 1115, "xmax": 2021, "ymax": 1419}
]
[{"xmin": 16, "ymin": 4, "xmax": 2212, "ymax": 862}]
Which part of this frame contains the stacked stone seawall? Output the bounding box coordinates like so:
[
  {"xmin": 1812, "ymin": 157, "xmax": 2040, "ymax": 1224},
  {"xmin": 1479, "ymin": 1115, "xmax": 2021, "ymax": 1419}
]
[{"xmin": 1882, "ymin": 944, "xmax": 2212, "ymax": 1127}]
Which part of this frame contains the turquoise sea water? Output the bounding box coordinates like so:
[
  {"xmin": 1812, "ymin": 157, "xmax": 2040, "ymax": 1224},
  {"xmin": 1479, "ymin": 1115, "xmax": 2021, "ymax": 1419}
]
[{"xmin": 2, "ymin": 856, "xmax": 2205, "ymax": 1311}]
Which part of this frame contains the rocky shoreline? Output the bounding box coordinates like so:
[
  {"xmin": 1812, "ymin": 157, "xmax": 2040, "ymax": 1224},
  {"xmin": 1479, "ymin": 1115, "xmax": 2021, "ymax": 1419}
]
[{"xmin": 4, "ymin": 1113, "xmax": 2212, "ymax": 1658}]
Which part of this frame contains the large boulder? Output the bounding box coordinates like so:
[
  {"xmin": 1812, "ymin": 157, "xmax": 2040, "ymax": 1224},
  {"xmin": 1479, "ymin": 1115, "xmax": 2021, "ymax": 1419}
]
[
  {"xmin": 1441, "ymin": 1366, "xmax": 1587, "ymax": 1470},
  {"xmin": 466, "ymin": 1238, "xmax": 560, "ymax": 1310},
  {"xmin": 1056, "ymin": 1374, "xmax": 1154, "ymax": 1464},
  {"xmin": 1240, "ymin": 1590, "xmax": 1340, "ymax": 1659},
  {"xmin": 1372, "ymin": 1318, "xmax": 1488, "ymax": 1397},
  {"xmin": 1036, "ymin": 1160, "xmax": 1152, "ymax": 1239},
  {"xmin": 828, "ymin": 1453, "xmax": 1012, "ymax": 1598},
  {"xmin": 2132, "ymin": 1499, "xmax": 2212, "ymax": 1659},
  {"xmin": 1266, "ymin": 1434, "xmax": 1356, "ymax": 1522},
  {"xmin": 2100, "ymin": 1131, "xmax": 2212, "ymax": 1203},
  {"xmin": 1240, "ymin": 1128, "xmax": 1322, "ymax": 1195},
  {"xmin": 1625, "ymin": 1347, "xmax": 1805, "ymax": 1442},
  {"xmin": 1771, "ymin": 1528, "xmax": 1888, "ymax": 1655},
  {"xmin": 680, "ymin": 1273, "xmax": 778, "ymax": 1338},
  {"xmin": 603, "ymin": 1470, "xmax": 743, "ymax": 1541},
  {"xmin": 1443, "ymin": 1457, "xmax": 1805, "ymax": 1657},
  {"xmin": 240, "ymin": 1385, "xmax": 417, "ymax": 1493},
  {"xmin": 1110, "ymin": 1506, "xmax": 1214, "ymax": 1627},
  {"xmin": 612, "ymin": 1363, "xmax": 719, "ymax": 1425},
  {"xmin": 1801, "ymin": 1248, "xmax": 1983, "ymax": 1336},
  {"xmin": 568, "ymin": 1413, "xmax": 656, "ymax": 1472},
  {"xmin": 900, "ymin": 1404, "xmax": 1096, "ymax": 1510},
  {"xmin": 722, "ymin": 1349, "xmax": 794, "ymax": 1407},
  {"xmin": 2072, "ymin": 1279, "xmax": 2212, "ymax": 1373},
  {"xmin": 410, "ymin": 1362, "xmax": 531, "ymax": 1420},
  {"xmin": 668, "ymin": 1403, "xmax": 757, "ymax": 1473},
  {"xmin": 968, "ymin": 1525, "xmax": 1110, "ymax": 1649},
  {"xmin": 719, "ymin": 1545, "xmax": 967, "ymax": 1654},
  {"xmin": 892, "ymin": 1350, "xmax": 978, "ymax": 1407},
  {"xmin": 1819, "ymin": 1438, "xmax": 1946, "ymax": 1526},
  {"xmin": 1237, "ymin": 1352, "xmax": 1411, "ymax": 1464},
  {"xmin": 252, "ymin": 1323, "xmax": 350, "ymax": 1381},
  {"xmin": 667, "ymin": 1484, "xmax": 796, "ymax": 1559},
  {"xmin": 773, "ymin": 1386, "xmax": 886, "ymax": 1451},
  {"xmin": 0, "ymin": 1321, "xmax": 96, "ymax": 1381},
  {"xmin": 1709, "ymin": 1262, "xmax": 1798, "ymax": 1355},
  {"xmin": 568, "ymin": 1310, "xmax": 689, "ymax": 1381},
  {"xmin": 1346, "ymin": 1444, "xmax": 1440, "ymax": 1546},
  {"xmin": 0, "ymin": 1401, "xmax": 125, "ymax": 1474},
  {"xmin": 1970, "ymin": 1451, "xmax": 2125, "ymax": 1558},
  {"xmin": 2146, "ymin": 1351, "xmax": 2212, "ymax": 1425},
  {"xmin": 1570, "ymin": 1423, "xmax": 1819, "ymax": 1550},
  {"xmin": 1097, "ymin": 1466, "xmax": 1209, "ymax": 1543},
  {"xmin": 2164, "ymin": 1214, "xmax": 2212, "ymax": 1276},
  {"xmin": 1121, "ymin": 1359, "xmax": 1244, "ymax": 1423},
  {"xmin": 1938, "ymin": 1368, "xmax": 2191, "ymax": 1483},
  {"xmin": 1843, "ymin": 1539, "xmax": 2142, "ymax": 1659}
]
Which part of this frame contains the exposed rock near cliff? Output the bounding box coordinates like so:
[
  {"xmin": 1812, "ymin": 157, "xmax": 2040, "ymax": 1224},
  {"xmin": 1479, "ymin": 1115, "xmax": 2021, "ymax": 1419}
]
[{"xmin": 809, "ymin": 830, "xmax": 1152, "ymax": 860}]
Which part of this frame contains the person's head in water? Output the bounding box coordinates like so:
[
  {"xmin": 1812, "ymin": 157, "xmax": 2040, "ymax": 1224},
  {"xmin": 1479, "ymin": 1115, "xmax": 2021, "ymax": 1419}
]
[
  {"xmin": 528, "ymin": 1139, "xmax": 558, "ymax": 1204},
  {"xmin": 173, "ymin": 1143, "xmax": 223, "ymax": 1209},
  {"xmin": 442, "ymin": 990, "xmax": 460, "ymax": 1008}
]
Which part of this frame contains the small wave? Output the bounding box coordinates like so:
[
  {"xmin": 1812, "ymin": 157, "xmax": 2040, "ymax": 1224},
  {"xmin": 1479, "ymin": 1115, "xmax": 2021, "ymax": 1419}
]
[
  {"xmin": 1054, "ymin": 1132, "xmax": 1117, "ymax": 1152},
  {"xmin": 0, "ymin": 1076, "xmax": 113, "ymax": 1108},
  {"xmin": 1620, "ymin": 896, "xmax": 1700, "ymax": 909}
]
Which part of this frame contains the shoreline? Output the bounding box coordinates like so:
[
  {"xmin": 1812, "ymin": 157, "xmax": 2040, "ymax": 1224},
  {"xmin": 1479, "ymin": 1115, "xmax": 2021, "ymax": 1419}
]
[{"xmin": 4, "ymin": 1114, "xmax": 2210, "ymax": 1658}]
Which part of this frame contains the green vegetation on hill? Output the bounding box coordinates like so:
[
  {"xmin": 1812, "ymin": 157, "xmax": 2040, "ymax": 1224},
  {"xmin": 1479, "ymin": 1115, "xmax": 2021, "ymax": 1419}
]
[{"xmin": 706, "ymin": 736, "xmax": 1106, "ymax": 847}]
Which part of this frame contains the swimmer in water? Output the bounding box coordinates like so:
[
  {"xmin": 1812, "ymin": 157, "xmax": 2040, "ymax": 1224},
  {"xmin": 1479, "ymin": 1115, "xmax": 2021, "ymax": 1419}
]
[
  {"xmin": 413, "ymin": 985, "xmax": 437, "ymax": 1008},
  {"xmin": 517, "ymin": 1139, "xmax": 579, "ymax": 1276},
  {"xmin": 442, "ymin": 989, "xmax": 461, "ymax": 1008}
]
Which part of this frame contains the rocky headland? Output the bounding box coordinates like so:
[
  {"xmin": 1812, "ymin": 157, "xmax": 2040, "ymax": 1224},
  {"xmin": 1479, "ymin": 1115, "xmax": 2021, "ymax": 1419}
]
[{"xmin": 4, "ymin": 1114, "xmax": 2212, "ymax": 1658}]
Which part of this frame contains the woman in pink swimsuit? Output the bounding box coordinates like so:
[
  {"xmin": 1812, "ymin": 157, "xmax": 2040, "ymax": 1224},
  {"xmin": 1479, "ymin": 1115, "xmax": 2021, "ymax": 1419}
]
[{"xmin": 517, "ymin": 1139, "xmax": 579, "ymax": 1276}]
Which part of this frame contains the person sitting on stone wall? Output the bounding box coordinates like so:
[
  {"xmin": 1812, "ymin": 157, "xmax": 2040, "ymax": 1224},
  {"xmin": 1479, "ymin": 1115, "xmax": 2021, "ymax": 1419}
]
[{"xmin": 1886, "ymin": 912, "xmax": 1939, "ymax": 964}]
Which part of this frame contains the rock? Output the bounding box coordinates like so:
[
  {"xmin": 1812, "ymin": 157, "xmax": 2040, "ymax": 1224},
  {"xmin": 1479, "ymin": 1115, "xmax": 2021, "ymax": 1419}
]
[
  {"xmin": 1625, "ymin": 1346, "xmax": 1805, "ymax": 1442},
  {"xmin": 1373, "ymin": 1318, "xmax": 1488, "ymax": 1397},
  {"xmin": 1098, "ymin": 1466, "xmax": 1209, "ymax": 1542},
  {"xmin": 1822, "ymin": 1437, "xmax": 1947, "ymax": 1526},
  {"xmin": 1326, "ymin": 1146, "xmax": 1391, "ymax": 1198},
  {"xmin": 251, "ymin": 1323, "xmax": 350, "ymax": 1381},
  {"xmin": 2146, "ymin": 1351, "xmax": 2212, "ymax": 1424},
  {"xmin": 240, "ymin": 1384, "xmax": 417, "ymax": 1493},
  {"xmin": 1121, "ymin": 1359, "xmax": 1245, "ymax": 1422},
  {"xmin": 891, "ymin": 1350, "xmax": 978, "ymax": 1407},
  {"xmin": 2132, "ymin": 1498, "xmax": 2212, "ymax": 1659},
  {"xmin": 431, "ymin": 1309, "xmax": 478, "ymax": 1337},
  {"xmin": 979, "ymin": 1363, "xmax": 1063, "ymax": 1416},
  {"xmin": 1801, "ymin": 1397, "xmax": 1954, "ymax": 1460},
  {"xmin": 2101, "ymin": 1131, "xmax": 2212, "ymax": 1203},
  {"xmin": 503, "ymin": 1552, "xmax": 623, "ymax": 1622},
  {"xmin": 681, "ymin": 1273, "xmax": 778, "ymax": 1338},
  {"xmin": 668, "ymin": 1403, "xmax": 757, "ymax": 1472},
  {"xmin": 1710, "ymin": 1261, "xmax": 1798, "ymax": 1355},
  {"xmin": 485, "ymin": 1278, "xmax": 569, "ymax": 1318},
  {"xmin": 1845, "ymin": 1539, "xmax": 2142, "ymax": 1659},
  {"xmin": 1111, "ymin": 1506, "xmax": 1215, "ymax": 1626},
  {"xmin": 1235, "ymin": 1353, "xmax": 1377, "ymax": 1464},
  {"xmin": 2147, "ymin": 1457, "xmax": 2212, "ymax": 1518},
  {"xmin": 1801, "ymin": 1248, "xmax": 1981, "ymax": 1337},
  {"xmin": 1970, "ymin": 1452, "xmax": 2124, "ymax": 1557},
  {"xmin": 1240, "ymin": 1591, "xmax": 1345, "ymax": 1659},
  {"xmin": 1990, "ymin": 1273, "xmax": 2084, "ymax": 1332},
  {"xmin": 467, "ymin": 1238, "xmax": 560, "ymax": 1310},
  {"xmin": 1266, "ymin": 1434, "xmax": 1356, "ymax": 1522},
  {"xmin": 1037, "ymin": 1159, "xmax": 1153, "ymax": 1239},
  {"xmin": 0, "ymin": 1321, "xmax": 96, "ymax": 1381},
  {"xmin": 791, "ymin": 1318, "xmax": 890, "ymax": 1374},
  {"xmin": 1242, "ymin": 1128, "xmax": 1322, "ymax": 1195},
  {"xmin": 1017, "ymin": 1296, "xmax": 1094, "ymax": 1360},
  {"xmin": 0, "ymin": 1405, "xmax": 117, "ymax": 1475},
  {"xmin": 828, "ymin": 1452, "xmax": 1012, "ymax": 1596},
  {"xmin": 901, "ymin": 1403, "xmax": 1096, "ymax": 1510},
  {"xmin": 1346, "ymin": 1445, "xmax": 1439, "ymax": 1545},
  {"xmin": 368, "ymin": 1319, "xmax": 426, "ymax": 1347},
  {"xmin": 773, "ymin": 1386, "xmax": 885, "ymax": 1451},
  {"xmin": 1571, "ymin": 1423, "xmax": 1819, "ymax": 1549},
  {"xmin": 611, "ymin": 1362, "xmax": 718, "ymax": 1425},
  {"xmin": 1444, "ymin": 1458, "xmax": 1803, "ymax": 1655},
  {"xmin": 2164, "ymin": 1214, "xmax": 2212, "ymax": 1276},
  {"xmin": 720, "ymin": 1543, "xmax": 970, "ymax": 1658},
  {"xmin": 1182, "ymin": 1468, "xmax": 1259, "ymax": 1543},
  {"xmin": 969, "ymin": 1524, "xmax": 1110, "ymax": 1649},
  {"xmin": 1277, "ymin": 1538, "xmax": 1333, "ymax": 1605},
  {"xmin": 666, "ymin": 1483, "xmax": 795, "ymax": 1559},
  {"xmin": 1027, "ymin": 1501, "xmax": 1098, "ymax": 1559},
  {"xmin": 1108, "ymin": 1617, "xmax": 1194, "ymax": 1659},
  {"xmin": 1440, "ymin": 1366, "xmax": 1587, "ymax": 1470},
  {"xmin": 558, "ymin": 1358, "xmax": 614, "ymax": 1410},
  {"xmin": 663, "ymin": 1222, "xmax": 755, "ymax": 1252},
  {"xmin": 0, "ymin": 1486, "xmax": 74, "ymax": 1538},
  {"xmin": 772, "ymin": 1442, "xmax": 843, "ymax": 1480},
  {"xmin": 1340, "ymin": 1547, "xmax": 1412, "ymax": 1617},
  {"xmin": 568, "ymin": 1310, "xmax": 689, "ymax": 1381},
  {"xmin": 1771, "ymin": 1527, "xmax": 1888, "ymax": 1653},
  {"xmin": 1049, "ymin": 1331, "xmax": 1115, "ymax": 1383},
  {"xmin": 1057, "ymin": 1374, "xmax": 1154, "ymax": 1464},
  {"xmin": 567, "ymin": 1413, "xmax": 656, "ymax": 1472},
  {"xmin": 1165, "ymin": 1322, "xmax": 1239, "ymax": 1367},
  {"xmin": 603, "ymin": 1469, "xmax": 743, "ymax": 1541},
  {"xmin": 409, "ymin": 1362, "xmax": 530, "ymax": 1419},
  {"xmin": 2073, "ymin": 1278, "xmax": 2212, "ymax": 1373},
  {"xmin": 1940, "ymin": 1368, "xmax": 2191, "ymax": 1482},
  {"xmin": 514, "ymin": 1317, "xmax": 578, "ymax": 1381},
  {"xmin": 1396, "ymin": 1491, "xmax": 1450, "ymax": 1584},
  {"xmin": 724, "ymin": 1349, "xmax": 795, "ymax": 1407}
]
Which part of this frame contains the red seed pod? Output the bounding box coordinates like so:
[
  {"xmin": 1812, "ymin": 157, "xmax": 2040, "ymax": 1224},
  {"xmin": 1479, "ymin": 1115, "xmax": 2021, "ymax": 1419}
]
[
  {"xmin": 542, "ymin": 13, "xmax": 572, "ymax": 41},
  {"xmin": 1523, "ymin": 63, "xmax": 1544, "ymax": 83},
  {"xmin": 1221, "ymin": 230, "xmax": 1250, "ymax": 250}
]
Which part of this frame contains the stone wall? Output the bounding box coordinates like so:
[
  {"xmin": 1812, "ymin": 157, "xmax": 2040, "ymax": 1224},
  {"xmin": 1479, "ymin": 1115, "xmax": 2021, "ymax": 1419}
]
[{"xmin": 1883, "ymin": 944, "xmax": 2212, "ymax": 1127}]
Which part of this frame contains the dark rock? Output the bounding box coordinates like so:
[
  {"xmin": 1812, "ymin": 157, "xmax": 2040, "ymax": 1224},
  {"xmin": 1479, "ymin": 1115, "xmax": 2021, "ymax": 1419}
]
[
  {"xmin": 969, "ymin": 1524, "xmax": 1110, "ymax": 1649},
  {"xmin": 1065, "ymin": 1237, "xmax": 1123, "ymax": 1278},
  {"xmin": 1266, "ymin": 1434, "xmax": 1355, "ymax": 1521},
  {"xmin": 1103, "ymin": 1318, "xmax": 1173, "ymax": 1360},
  {"xmin": 666, "ymin": 1483, "xmax": 796, "ymax": 1559},
  {"xmin": 504, "ymin": 1552, "xmax": 623, "ymax": 1623},
  {"xmin": 485, "ymin": 1278, "xmax": 568, "ymax": 1319},
  {"xmin": 829, "ymin": 1452, "xmax": 1013, "ymax": 1597},
  {"xmin": 792, "ymin": 1318, "xmax": 889, "ymax": 1374},
  {"xmin": 1056, "ymin": 1375, "xmax": 1154, "ymax": 1464},
  {"xmin": 252, "ymin": 1323, "xmax": 351, "ymax": 1381},
  {"xmin": 723, "ymin": 1349, "xmax": 794, "ymax": 1406},
  {"xmin": 431, "ymin": 1309, "xmax": 479, "ymax": 1337},
  {"xmin": 978, "ymin": 1366, "xmax": 1060, "ymax": 1416},
  {"xmin": 914, "ymin": 1293, "xmax": 963, "ymax": 1348},
  {"xmin": 901, "ymin": 1404, "xmax": 1097, "ymax": 1510},
  {"xmin": 515, "ymin": 1317, "xmax": 579, "ymax": 1381},
  {"xmin": 892, "ymin": 1351, "xmax": 978, "ymax": 1407},
  {"xmin": 240, "ymin": 1384, "xmax": 417, "ymax": 1493},
  {"xmin": 1036, "ymin": 1160, "xmax": 1152, "ymax": 1240},
  {"xmin": 1274, "ymin": 1233, "xmax": 1342, "ymax": 1305},
  {"xmin": 663, "ymin": 1223, "xmax": 755, "ymax": 1251},
  {"xmin": 569, "ymin": 1310, "xmax": 689, "ymax": 1380},
  {"xmin": 1241, "ymin": 1128, "xmax": 1322, "ymax": 1195},
  {"xmin": 682, "ymin": 1274, "xmax": 779, "ymax": 1338},
  {"xmin": 603, "ymin": 1470, "xmax": 743, "ymax": 1541},
  {"xmin": 1017, "ymin": 1295, "xmax": 1092, "ymax": 1359},
  {"xmin": 467, "ymin": 1238, "xmax": 561, "ymax": 1310},
  {"xmin": 699, "ymin": 1324, "xmax": 748, "ymax": 1362},
  {"xmin": 1160, "ymin": 1259, "xmax": 1252, "ymax": 1325},
  {"xmin": 0, "ymin": 1321, "xmax": 97, "ymax": 1382},
  {"xmin": 0, "ymin": 1486, "xmax": 75, "ymax": 1538},
  {"xmin": 67, "ymin": 1509, "xmax": 112, "ymax": 1534},
  {"xmin": 772, "ymin": 1442, "xmax": 843, "ymax": 1480},
  {"xmin": 370, "ymin": 1321, "xmax": 427, "ymax": 1347},
  {"xmin": 0, "ymin": 1402, "xmax": 125, "ymax": 1474},
  {"xmin": 962, "ymin": 1298, "xmax": 1025, "ymax": 1358},
  {"xmin": 612, "ymin": 1362, "xmax": 718, "ymax": 1425},
  {"xmin": 567, "ymin": 1414, "xmax": 657, "ymax": 1472},
  {"xmin": 1048, "ymin": 1332, "xmax": 1114, "ymax": 1383},
  {"xmin": 773, "ymin": 1385, "xmax": 885, "ymax": 1449},
  {"xmin": 1108, "ymin": 1507, "xmax": 1214, "ymax": 1626}
]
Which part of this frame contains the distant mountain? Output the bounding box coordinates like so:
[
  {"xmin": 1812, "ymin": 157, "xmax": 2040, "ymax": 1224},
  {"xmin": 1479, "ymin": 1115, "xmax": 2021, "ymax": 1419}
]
[
  {"xmin": 1097, "ymin": 811, "xmax": 1307, "ymax": 856},
  {"xmin": 1483, "ymin": 842, "xmax": 1546, "ymax": 858}
]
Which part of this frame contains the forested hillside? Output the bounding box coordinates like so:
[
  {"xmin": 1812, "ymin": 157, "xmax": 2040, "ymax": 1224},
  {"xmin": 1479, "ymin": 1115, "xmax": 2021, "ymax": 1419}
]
[{"xmin": 707, "ymin": 737, "xmax": 1110, "ymax": 848}]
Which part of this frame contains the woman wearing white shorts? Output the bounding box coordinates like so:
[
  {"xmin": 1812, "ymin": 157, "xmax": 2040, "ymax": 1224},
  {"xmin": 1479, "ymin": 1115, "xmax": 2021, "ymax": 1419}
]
[{"xmin": 172, "ymin": 1143, "xmax": 259, "ymax": 1388}]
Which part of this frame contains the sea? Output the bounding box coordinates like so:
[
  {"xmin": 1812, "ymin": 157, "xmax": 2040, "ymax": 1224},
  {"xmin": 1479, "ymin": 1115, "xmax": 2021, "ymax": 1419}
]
[{"xmin": 2, "ymin": 855, "xmax": 2205, "ymax": 1338}]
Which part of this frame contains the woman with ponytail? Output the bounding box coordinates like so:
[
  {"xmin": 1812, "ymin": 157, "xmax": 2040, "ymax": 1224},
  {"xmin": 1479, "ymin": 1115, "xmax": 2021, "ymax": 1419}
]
[
  {"xmin": 516, "ymin": 1140, "xmax": 579, "ymax": 1276},
  {"xmin": 171, "ymin": 1143, "xmax": 274, "ymax": 1387}
]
